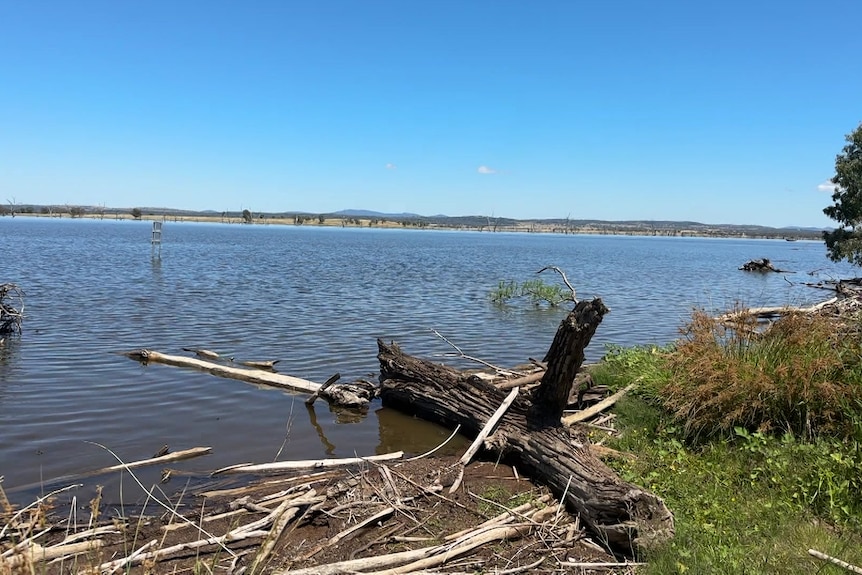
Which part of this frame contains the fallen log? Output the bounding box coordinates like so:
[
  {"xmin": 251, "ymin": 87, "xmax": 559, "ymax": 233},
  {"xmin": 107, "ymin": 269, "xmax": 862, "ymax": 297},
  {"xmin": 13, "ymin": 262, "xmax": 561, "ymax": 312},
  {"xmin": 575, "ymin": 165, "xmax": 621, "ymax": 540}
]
[
  {"xmin": 378, "ymin": 298, "xmax": 674, "ymax": 553},
  {"xmin": 449, "ymin": 386, "xmax": 520, "ymax": 493},
  {"xmin": 127, "ymin": 349, "xmax": 320, "ymax": 392},
  {"xmin": 124, "ymin": 350, "xmax": 372, "ymax": 407}
]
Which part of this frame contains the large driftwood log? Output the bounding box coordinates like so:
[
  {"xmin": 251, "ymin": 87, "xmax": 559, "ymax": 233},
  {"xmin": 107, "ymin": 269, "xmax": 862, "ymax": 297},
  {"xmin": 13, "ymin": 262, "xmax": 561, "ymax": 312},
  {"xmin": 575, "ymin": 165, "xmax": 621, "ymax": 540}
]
[
  {"xmin": 378, "ymin": 298, "xmax": 673, "ymax": 553},
  {"xmin": 127, "ymin": 349, "xmax": 321, "ymax": 392}
]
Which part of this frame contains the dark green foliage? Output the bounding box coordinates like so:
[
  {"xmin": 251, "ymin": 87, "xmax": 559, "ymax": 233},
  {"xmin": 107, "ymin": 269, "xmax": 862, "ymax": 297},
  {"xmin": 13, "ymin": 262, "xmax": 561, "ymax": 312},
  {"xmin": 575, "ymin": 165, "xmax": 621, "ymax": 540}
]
[{"xmin": 824, "ymin": 123, "xmax": 862, "ymax": 265}]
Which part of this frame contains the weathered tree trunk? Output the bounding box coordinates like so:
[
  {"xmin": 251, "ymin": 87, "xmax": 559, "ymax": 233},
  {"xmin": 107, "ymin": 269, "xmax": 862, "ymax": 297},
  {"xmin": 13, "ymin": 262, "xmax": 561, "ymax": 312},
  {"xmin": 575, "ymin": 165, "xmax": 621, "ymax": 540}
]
[
  {"xmin": 533, "ymin": 298, "xmax": 609, "ymax": 422},
  {"xmin": 377, "ymin": 298, "xmax": 674, "ymax": 553}
]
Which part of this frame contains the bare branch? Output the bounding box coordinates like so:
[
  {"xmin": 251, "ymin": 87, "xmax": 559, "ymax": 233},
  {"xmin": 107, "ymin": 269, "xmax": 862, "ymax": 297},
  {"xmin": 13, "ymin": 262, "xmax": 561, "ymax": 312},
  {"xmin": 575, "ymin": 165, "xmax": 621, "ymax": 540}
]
[
  {"xmin": 430, "ymin": 329, "xmax": 524, "ymax": 377},
  {"xmin": 536, "ymin": 266, "xmax": 577, "ymax": 302}
]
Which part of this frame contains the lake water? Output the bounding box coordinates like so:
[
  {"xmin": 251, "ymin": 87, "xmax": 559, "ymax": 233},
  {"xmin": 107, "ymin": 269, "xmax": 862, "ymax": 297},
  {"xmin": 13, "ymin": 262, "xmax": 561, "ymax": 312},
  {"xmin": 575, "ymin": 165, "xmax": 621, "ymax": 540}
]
[{"xmin": 0, "ymin": 218, "xmax": 854, "ymax": 505}]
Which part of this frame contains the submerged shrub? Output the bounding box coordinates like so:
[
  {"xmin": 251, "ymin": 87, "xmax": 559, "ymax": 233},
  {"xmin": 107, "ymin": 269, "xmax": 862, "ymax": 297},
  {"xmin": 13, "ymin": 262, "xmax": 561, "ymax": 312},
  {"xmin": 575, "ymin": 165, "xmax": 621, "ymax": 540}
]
[
  {"xmin": 488, "ymin": 278, "xmax": 569, "ymax": 307},
  {"xmin": 662, "ymin": 309, "xmax": 862, "ymax": 440}
]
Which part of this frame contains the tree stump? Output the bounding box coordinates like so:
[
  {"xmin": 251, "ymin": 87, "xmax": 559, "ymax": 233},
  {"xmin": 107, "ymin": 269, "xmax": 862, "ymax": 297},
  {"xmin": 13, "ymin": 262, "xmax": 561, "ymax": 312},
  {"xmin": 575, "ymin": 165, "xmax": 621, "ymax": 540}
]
[
  {"xmin": 0, "ymin": 283, "xmax": 24, "ymax": 334},
  {"xmin": 377, "ymin": 297, "xmax": 674, "ymax": 553}
]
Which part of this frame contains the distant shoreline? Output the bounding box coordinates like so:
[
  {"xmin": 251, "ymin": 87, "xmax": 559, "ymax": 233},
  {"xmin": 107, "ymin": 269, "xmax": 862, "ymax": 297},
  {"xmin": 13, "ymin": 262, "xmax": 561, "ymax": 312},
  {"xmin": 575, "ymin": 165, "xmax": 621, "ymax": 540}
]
[{"xmin": 1, "ymin": 209, "xmax": 824, "ymax": 241}]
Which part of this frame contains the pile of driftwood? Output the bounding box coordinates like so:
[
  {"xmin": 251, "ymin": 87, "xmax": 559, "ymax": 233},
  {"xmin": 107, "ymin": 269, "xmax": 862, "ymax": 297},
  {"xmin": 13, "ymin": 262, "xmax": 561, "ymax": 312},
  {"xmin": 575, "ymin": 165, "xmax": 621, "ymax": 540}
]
[
  {"xmin": 6, "ymin": 292, "xmax": 670, "ymax": 572},
  {"xmin": 119, "ymin": 299, "xmax": 673, "ymax": 555},
  {"xmin": 1, "ymin": 448, "xmax": 645, "ymax": 574},
  {"xmin": 717, "ymin": 277, "xmax": 862, "ymax": 332},
  {"xmin": 0, "ymin": 283, "xmax": 24, "ymax": 335}
]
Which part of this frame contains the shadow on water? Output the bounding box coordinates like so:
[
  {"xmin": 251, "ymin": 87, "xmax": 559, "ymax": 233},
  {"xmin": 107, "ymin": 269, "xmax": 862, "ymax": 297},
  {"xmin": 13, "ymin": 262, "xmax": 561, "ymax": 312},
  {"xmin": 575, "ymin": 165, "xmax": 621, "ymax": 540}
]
[
  {"xmin": 306, "ymin": 404, "xmax": 336, "ymax": 456},
  {"xmin": 375, "ymin": 407, "xmax": 469, "ymax": 457},
  {"xmin": 0, "ymin": 335, "xmax": 22, "ymax": 404}
]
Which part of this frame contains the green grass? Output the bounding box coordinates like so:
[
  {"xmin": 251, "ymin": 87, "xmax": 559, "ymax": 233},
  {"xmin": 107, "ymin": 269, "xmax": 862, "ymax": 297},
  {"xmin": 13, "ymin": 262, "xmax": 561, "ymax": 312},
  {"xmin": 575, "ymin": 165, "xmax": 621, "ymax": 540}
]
[
  {"xmin": 602, "ymin": 394, "xmax": 862, "ymax": 574},
  {"xmin": 590, "ymin": 308, "xmax": 862, "ymax": 574},
  {"xmin": 489, "ymin": 278, "xmax": 571, "ymax": 307}
]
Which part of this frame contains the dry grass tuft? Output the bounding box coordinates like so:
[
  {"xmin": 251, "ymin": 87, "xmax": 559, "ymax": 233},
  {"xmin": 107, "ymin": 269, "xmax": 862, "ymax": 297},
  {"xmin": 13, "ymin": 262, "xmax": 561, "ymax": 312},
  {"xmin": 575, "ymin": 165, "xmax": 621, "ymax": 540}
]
[{"xmin": 661, "ymin": 308, "xmax": 862, "ymax": 440}]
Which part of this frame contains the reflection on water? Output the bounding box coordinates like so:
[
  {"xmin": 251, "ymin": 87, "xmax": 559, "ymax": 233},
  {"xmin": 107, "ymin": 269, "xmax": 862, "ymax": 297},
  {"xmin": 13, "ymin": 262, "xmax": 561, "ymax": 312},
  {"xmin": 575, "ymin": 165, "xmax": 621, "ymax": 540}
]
[
  {"xmin": 0, "ymin": 218, "xmax": 856, "ymax": 506},
  {"xmin": 306, "ymin": 404, "xmax": 336, "ymax": 456},
  {"xmin": 375, "ymin": 407, "xmax": 469, "ymax": 457}
]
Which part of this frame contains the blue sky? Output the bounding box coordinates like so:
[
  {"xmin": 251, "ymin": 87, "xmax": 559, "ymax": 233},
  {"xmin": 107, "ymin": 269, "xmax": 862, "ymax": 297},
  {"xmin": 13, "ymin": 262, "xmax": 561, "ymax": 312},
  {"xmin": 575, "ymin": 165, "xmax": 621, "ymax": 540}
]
[{"xmin": 1, "ymin": 1, "xmax": 859, "ymax": 227}]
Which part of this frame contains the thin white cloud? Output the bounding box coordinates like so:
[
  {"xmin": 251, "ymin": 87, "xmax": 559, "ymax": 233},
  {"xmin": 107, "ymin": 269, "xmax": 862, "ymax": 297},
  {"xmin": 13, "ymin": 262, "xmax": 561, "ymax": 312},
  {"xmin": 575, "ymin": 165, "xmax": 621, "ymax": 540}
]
[
  {"xmin": 477, "ymin": 165, "xmax": 497, "ymax": 175},
  {"xmin": 817, "ymin": 180, "xmax": 837, "ymax": 193},
  {"xmin": 385, "ymin": 163, "xmax": 397, "ymax": 170}
]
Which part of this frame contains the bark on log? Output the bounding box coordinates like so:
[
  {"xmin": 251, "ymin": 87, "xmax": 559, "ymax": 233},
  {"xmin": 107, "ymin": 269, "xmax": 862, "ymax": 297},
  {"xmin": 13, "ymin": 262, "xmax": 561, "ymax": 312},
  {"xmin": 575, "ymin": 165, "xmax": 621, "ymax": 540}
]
[
  {"xmin": 533, "ymin": 298, "xmax": 609, "ymax": 421},
  {"xmin": 377, "ymin": 298, "xmax": 674, "ymax": 553}
]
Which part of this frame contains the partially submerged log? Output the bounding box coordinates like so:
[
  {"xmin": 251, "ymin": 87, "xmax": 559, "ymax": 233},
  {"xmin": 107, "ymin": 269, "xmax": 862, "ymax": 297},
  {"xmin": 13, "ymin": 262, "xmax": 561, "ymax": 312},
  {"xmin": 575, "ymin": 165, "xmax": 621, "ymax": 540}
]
[
  {"xmin": 739, "ymin": 258, "xmax": 789, "ymax": 272},
  {"xmin": 716, "ymin": 299, "xmax": 838, "ymax": 325},
  {"xmin": 378, "ymin": 298, "xmax": 674, "ymax": 553},
  {"xmin": 125, "ymin": 350, "xmax": 374, "ymax": 407}
]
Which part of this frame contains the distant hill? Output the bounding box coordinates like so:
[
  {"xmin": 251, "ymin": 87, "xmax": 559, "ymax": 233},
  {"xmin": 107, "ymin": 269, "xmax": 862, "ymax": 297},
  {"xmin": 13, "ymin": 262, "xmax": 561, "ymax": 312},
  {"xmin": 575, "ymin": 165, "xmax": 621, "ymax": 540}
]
[
  {"xmin": 5, "ymin": 203, "xmax": 830, "ymax": 239},
  {"xmin": 331, "ymin": 209, "xmax": 423, "ymax": 218}
]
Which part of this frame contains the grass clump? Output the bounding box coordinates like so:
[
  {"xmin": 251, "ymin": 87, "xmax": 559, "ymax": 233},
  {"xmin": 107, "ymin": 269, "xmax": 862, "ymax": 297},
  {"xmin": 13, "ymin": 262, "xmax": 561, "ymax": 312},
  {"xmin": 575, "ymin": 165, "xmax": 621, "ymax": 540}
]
[
  {"xmin": 590, "ymin": 307, "xmax": 862, "ymax": 573},
  {"xmin": 664, "ymin": 309, "xmax": 862, "ymax": 440},
  {"xmin": 489, "ymin": 279, "xmax": 570, "ymax": 307}
]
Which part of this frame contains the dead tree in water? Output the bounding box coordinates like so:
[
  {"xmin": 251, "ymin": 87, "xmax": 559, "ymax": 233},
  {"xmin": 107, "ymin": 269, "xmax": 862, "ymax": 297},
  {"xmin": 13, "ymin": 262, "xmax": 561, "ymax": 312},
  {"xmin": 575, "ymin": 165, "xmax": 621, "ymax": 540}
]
[
  {"xmin": 0, "ymin": 283, "xmax": 24, "ymax": 334},
  {"xmin": 377, "ymin": 298, "xmax": 674, "ymax": 554},
  {"xmin": 739, "ymin": 258, "xmax": 790, "ymax": 272}
]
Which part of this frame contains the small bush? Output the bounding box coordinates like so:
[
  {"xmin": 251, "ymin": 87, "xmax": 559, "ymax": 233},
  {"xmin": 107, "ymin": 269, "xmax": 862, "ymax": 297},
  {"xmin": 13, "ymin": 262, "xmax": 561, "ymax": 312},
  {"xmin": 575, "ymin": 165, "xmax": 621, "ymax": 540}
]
[{"xmin": 662, "ymin": 309, "xmax": 862, "ymax": 440}]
